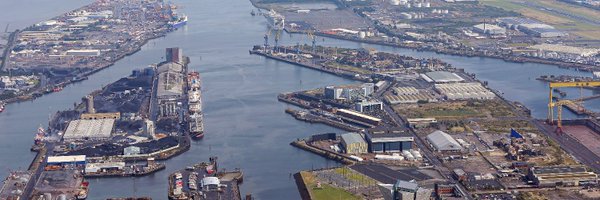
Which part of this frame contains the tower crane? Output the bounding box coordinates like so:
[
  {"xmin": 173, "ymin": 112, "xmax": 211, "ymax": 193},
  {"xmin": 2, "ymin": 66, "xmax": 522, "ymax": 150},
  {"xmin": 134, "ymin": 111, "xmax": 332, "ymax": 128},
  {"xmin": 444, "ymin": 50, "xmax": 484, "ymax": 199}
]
[{"xmin": 307, "ymin": 30, "xmax": 316, "ymax": 54}]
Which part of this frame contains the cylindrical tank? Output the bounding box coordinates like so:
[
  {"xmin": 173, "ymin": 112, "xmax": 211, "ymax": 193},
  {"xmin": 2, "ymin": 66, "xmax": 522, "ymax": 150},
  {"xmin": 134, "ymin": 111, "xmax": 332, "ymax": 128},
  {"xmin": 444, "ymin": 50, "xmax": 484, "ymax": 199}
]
[{"xmin": 359, "ymin": 31, "xmax": 366, "ymax": 39}]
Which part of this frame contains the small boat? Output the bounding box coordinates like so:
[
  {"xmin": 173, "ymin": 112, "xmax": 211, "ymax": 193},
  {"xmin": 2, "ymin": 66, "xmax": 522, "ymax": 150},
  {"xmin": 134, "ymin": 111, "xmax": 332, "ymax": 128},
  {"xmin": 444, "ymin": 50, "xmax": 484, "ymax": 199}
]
[
  {"xmin": 76, "ymin": 181, "xmax": 89, "ymax": 200},
  {"xmin": 0, "ymin": 102, "xmax": 5, "ymax": 113}
]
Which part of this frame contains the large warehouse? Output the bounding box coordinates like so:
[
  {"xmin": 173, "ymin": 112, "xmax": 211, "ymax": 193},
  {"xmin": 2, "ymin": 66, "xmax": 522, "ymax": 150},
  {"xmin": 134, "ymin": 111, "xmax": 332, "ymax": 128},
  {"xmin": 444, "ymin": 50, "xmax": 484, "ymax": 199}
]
[
  {"xmin": 340, "ymin": 132, "xmax": 368, "ymax": 154},
  {"xmin": 63, "ymin": 119, "xmax": 115, "ymax": 141},
  {"xmin": 529, "ymin": 165, "xmax": 598, "ymax": 187},
  {"xmin": 365, "ymin": 127, "xmax": 414, "ymax": 153},
  {"xmin": 426, "ymin": 130, "xmax": 462, "ymax": 153},
  {"xmin": 156, "ymin": 62, "xmax": 185, "ymax": 118},
  {"xmin": 421, "ymin": 71, "xmax": 464, "ymax": 83},
  {"xmin": 473, "ymin": 24, "xmax": 506, "ymax": 36},
  {"xmin": 434, "ymin": 83, "xmax": 496, "ymax": 100},
  {"xmin": 47, "ymin": 155, "xmax": 86, "ymax": 167},
  {"xmin": 529, "ymin": 44, "xmax": 600, "ymax": 57},
  {"xmin": 385, "ymin": 87, "xmax": 438, "ymax": 104},
  {"xmin": 497, "ymin": 17, "xmax": 567, "ymax": 38}
]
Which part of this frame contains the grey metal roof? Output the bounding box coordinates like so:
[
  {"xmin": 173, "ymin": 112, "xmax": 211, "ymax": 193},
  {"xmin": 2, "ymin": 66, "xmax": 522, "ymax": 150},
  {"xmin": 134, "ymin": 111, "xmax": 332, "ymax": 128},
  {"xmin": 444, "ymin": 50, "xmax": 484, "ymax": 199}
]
[
  {"xmin": 395, "ymin": 180, "xmax": 418, "ymax": 192},
  {"xmin": 157, "ymin": 62, "xmax": 183, "ymax": 74},
  {"xmin": 426, "ymin": 130, "xmax": 462, "ymax": 151},
  {"xmin": 532, "ymin": 165, "xmax": 588, "ymax": 175},
  {"xmin": 340, "ymin": 132, "xmax": 366, "ymax": 145},
  {"xmin": 424, "ymin": 71, "xmax": 464, "ymax": 83}
]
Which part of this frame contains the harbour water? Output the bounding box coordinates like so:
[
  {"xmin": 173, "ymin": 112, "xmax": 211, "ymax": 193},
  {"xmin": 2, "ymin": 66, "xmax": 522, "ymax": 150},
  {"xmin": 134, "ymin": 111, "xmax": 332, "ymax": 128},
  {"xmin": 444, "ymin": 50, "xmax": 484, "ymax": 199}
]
[{"xmin": 0, "ymin": 0, "xmax": 599, "ymax": 199}]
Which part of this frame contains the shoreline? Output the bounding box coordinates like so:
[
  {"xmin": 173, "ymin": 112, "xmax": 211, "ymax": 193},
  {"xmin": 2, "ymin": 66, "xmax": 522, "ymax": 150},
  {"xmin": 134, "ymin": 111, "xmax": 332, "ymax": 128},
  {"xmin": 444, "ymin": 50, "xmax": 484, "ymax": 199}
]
[{"xmin": 286, "ymin": 29, "xmax": 599, "ymax": 73}]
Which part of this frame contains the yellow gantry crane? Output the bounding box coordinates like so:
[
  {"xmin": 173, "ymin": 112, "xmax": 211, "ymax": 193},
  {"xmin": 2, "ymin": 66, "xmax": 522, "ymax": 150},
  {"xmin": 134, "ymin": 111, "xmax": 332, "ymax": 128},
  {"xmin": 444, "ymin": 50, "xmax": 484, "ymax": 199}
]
[{"xmin": 548, "ymin": 81, "xmax": 600, "ymax": 132}]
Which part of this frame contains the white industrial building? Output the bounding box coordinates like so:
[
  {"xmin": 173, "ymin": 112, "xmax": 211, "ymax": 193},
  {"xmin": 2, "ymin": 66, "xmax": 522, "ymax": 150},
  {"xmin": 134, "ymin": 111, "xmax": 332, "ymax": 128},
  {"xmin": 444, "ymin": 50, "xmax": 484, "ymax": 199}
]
[
  {"xmin": 85, "ymin": 161, "xmax": 125, "ymax": 173},
  {"xmin": 324, "ymin": 83, "xmax": 375, "ymax": 101},
  {"xmin": 434, "ymin": 83, "xmax": 495, "ymax": 100},
  {"xmin": 426, "ymin": 130, "xmax": 462, "ymax": 152},
  {"xmin": 63, "ymin": 119, "xmax": 115, "ymax": 141},
  {"xmin": 529, "ymin": 44, "xmax": 600, "ymax": 57},
  {"xmin": 385, "ymin": 86, "xmax": 438, "ymax": 104},
  {"xmin": 473, "ymin": 24, "xmax": 506, "ymax": 36},
  {"xmin": 355, "ymin": 100, "xmax": 383, "ymax": 112},
  {"xmin": 497, "ymin": 17, "xmax": 567, "ymax": 38},
  {"xmin": 65, "ymin": 49, "xmax": 101, "ymax": 56},
  {"xmin": 421, "ymin": 71, "xmax": 464, "ymax": 83},
  {"xmin": 47, "ymin": 155, "xmax": 86, "ymax": 166}
]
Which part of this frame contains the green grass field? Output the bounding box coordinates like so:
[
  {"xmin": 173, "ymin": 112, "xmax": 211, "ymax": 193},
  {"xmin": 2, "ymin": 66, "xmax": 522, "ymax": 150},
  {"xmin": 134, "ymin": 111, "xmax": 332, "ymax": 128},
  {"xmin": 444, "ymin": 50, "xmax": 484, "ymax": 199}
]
[{"xmin": 300, "ymin": 171, "xmax": 361, "ymax": 200}]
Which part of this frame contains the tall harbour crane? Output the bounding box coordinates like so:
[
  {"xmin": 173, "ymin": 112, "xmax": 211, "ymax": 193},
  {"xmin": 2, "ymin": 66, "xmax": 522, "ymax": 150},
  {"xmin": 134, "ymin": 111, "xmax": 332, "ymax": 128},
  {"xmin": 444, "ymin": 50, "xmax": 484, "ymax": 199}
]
[{"xmin": 547, "ymin": 81, "xmax": 600, "ymax": 133}]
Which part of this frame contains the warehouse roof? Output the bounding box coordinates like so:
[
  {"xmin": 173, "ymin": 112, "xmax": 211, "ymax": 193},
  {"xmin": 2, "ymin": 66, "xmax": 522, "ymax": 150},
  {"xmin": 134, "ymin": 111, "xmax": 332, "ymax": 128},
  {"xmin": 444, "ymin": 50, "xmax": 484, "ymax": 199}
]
[
  {"xmin": 157, "ymin": 62, "xmax": 183, "ymax": 74},
  {"xmin": 426, "ymin": 130, "xmax": 462, "ymax": 151},
  {"xmin": 337, "ymin": 109, "xmax": 382, "ymax": 122},
  {"xmin": 340, "ymin": 132, "xmax": 366, "ymax": 144},
  {"xmin": 532, "ymin": 165, "xmax": 588, "ymax": 175},
  {"xmin": 63, "ymin": 119, "xmax": 114, "ymax": 140},
  {"xmin": 395, "ymin": 180, "xmax": 419, "ymax": 192},
  {"xmin": 157, "ymin": 70, "xmax": 184, "ymax": 97},
  {"xmin": 423, "ymin": 71, "xmax": 464, "ymax": 83},
  {"xmin": 47, "ymin": 155, "xmax": 86, "ymax": 163}
]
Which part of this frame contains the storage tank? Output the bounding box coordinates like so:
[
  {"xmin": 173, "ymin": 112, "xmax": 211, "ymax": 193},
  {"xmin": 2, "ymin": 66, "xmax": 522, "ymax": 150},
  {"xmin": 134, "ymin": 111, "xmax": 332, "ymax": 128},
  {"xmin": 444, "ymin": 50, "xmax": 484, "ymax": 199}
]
[
  {"xmin": 402, "ymin": 150, "xmax": 414, "ymax": 160},
  {"xmin": 424, "ymin": 2, "xmax": 431, "ymax": 7},
  {"xmin": 415, "ymin": 2, "xmax": 422, "ymax": 8},
  {"xmin": 359, "ymin": 31, "xmax": 366, "ymax": 39},
  {"xmin": 410, "ymin": 149, "xmax": 423, "ymax": 160},
  {"xmin": 443, "ymin": 10, "xmax": 449, "ymax": 14}
]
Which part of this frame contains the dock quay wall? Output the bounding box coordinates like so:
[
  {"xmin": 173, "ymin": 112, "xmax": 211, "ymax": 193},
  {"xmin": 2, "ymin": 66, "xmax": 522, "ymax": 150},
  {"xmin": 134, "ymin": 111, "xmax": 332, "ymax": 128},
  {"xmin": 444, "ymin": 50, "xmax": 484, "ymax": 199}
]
[
  {"xmin": 290, "ymin": 140, "xmax": 355, "ymax": 165},
  {"xmin": 249, "ymin": 50, "xmax": 364, "ymax": 81},
  {"xmin": 294, "ymin": 172, "xmax": 312, "ymax": 200}
]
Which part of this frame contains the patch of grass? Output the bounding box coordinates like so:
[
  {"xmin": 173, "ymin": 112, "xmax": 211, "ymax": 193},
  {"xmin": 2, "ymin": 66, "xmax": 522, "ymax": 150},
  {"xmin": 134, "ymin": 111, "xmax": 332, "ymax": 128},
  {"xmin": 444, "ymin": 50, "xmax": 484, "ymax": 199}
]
[
  {"xmin": 333, "ymin": 167, "xmax": 377, "ymax": 185},
  {"xmin": 301, "ymin": 171, "xmax": 361, "ymax": 200}
]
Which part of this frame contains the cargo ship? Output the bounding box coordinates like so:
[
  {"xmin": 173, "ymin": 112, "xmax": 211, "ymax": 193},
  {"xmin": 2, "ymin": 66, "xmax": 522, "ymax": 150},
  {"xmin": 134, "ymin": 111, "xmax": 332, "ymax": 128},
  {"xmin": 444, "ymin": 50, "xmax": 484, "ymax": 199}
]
[
  {"xmin": 169, "ymin": 15, "xmax": 188, "ymax": 29},
  {"xmin": 264, "ymin": 9, "xmax": 284, "ymax": 30},
  {"xmin": 187, "ymin": 72, "xmax": 204, "ymax": 139},
  {"xmin": 189, "ymin": 113, "xmax": 204, "ymax": 139}
]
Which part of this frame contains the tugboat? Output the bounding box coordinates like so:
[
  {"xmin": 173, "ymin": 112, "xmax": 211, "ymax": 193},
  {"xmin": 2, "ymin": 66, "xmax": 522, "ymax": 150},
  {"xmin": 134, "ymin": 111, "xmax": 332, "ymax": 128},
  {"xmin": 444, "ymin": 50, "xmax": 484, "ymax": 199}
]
[
  {"xmin": 76, "ymin": 181, "xmax": 89, "ymax": 200},
  {"xmin": 34, "ymin": 125, "xmax": 45, "ymax": 145}
]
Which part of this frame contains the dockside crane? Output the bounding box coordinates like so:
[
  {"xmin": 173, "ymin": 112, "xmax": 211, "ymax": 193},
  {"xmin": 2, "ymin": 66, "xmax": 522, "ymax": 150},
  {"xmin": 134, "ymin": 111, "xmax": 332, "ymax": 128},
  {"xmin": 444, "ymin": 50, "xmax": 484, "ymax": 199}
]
[{"xmin": 547, "ymin": 81, "xmax": 600, "ymax": 133}]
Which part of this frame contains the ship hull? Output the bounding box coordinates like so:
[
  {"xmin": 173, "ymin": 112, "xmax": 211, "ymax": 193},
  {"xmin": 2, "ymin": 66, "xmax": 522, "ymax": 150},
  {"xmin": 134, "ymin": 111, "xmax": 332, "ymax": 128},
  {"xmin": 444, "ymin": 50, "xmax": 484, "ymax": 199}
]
[{"xmin": 171, "ymin": 21, "xmax": 187, "ymax": 29}]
